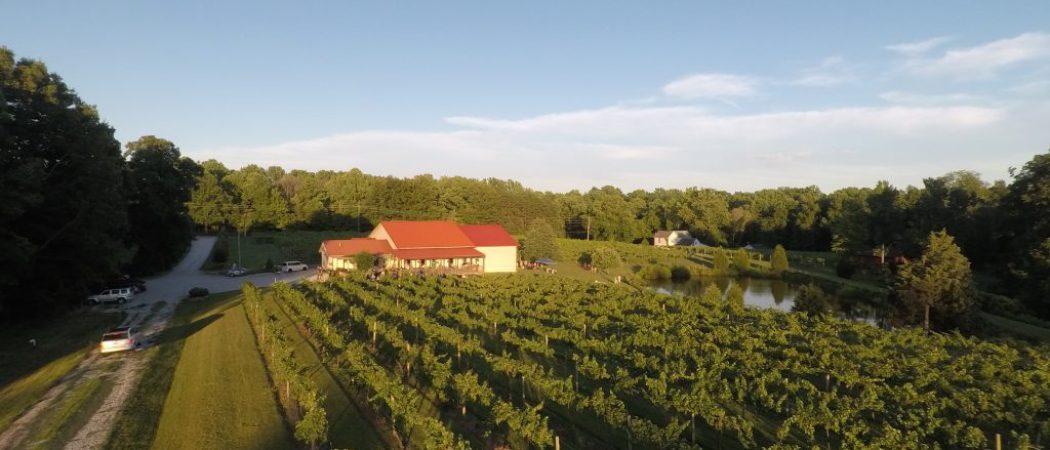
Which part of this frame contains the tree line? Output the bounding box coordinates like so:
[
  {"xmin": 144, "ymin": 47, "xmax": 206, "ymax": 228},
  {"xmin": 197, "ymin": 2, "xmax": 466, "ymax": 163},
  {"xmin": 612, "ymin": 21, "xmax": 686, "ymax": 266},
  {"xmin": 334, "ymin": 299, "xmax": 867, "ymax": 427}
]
[
  {"xmin": 189, "ymin": 154, "xmax": 1050, "ymax": 317},
  {"xmin": 4, "ymin": 45, "xmax": 1047, "ymax": 320},
  {"xmin": 0, "ymin": 48, "xmax": 198, "ymax": 318}
]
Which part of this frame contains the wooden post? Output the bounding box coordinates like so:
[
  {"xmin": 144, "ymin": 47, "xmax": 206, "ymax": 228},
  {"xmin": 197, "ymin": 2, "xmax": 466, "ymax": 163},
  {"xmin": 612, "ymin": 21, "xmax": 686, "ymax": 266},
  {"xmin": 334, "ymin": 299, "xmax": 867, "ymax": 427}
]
[
  {"xmin": 996, "ymin": 433, "xmax": 1001, "ymax": 450},
  {"xmin": 555, "ymin": 436, "xmax": 560, "ymax": 450}
]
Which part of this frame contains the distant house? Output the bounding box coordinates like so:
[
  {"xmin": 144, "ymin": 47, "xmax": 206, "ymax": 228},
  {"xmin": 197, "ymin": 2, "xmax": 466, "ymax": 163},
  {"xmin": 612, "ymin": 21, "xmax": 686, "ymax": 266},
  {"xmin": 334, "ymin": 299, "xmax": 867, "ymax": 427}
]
[
  {"xmin": 320, "ymin": 221, "xmax": 518, "ymax": 273},
  {"xmin": 653, "ymin": 230, "xmax": 695, "ymax": 247}
]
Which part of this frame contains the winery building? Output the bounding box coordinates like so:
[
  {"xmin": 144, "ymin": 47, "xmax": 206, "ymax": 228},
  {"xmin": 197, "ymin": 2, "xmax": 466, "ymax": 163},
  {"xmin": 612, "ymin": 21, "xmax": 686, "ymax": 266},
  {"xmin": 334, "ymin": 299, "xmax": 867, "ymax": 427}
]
[{"xmin": 319, "ymin": 221, "xmax": 518, "ymax": 273}]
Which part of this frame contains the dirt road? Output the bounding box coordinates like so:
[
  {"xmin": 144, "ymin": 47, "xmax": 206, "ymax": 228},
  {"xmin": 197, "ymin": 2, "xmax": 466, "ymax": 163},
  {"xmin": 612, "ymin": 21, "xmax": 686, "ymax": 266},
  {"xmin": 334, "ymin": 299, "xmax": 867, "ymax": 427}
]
[{"xmin": 0, "ymin": 236, "xmax": 315, "ymax": 450}]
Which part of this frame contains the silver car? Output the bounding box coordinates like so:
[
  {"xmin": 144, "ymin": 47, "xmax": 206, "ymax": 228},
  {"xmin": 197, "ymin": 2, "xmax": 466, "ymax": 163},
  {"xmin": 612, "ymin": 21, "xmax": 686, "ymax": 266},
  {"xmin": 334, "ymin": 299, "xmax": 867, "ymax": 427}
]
[
  {"xmin": 86, "ymin": 287, "xmax": 135, "ymax": 305},
  {"xmin": 100, "ymin": 326, "xmax": 140, "ymax": 353}
]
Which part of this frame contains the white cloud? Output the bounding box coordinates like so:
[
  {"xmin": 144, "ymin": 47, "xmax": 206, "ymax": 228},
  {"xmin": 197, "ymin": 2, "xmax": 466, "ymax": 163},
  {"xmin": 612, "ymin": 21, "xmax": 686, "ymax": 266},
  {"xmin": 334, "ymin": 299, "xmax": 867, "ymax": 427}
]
[
  {"xmin": 885, "ymin": 36, "xmax": 954, "ymax": 55},
  {"xmin": 902, "ymin": 32, "xmax": 1050, "ymax": 79},
  {"xmin": 791, "ymin": 56, "xmax": 857, "ymax": 87},
  {"xmin": 662, "ymin": 73, "xmax": 758, "ymax": 98},
  {"xmin": 1006, "ymin": 80, "xmax": 1050, "ymax": 95},
  {"xmin": 754, "ymin": 151, "xmax": 815, "ymax": 163},
  {"xmin": 194, "ymin": 103, "xmax": 1013, "ymax": 192}
]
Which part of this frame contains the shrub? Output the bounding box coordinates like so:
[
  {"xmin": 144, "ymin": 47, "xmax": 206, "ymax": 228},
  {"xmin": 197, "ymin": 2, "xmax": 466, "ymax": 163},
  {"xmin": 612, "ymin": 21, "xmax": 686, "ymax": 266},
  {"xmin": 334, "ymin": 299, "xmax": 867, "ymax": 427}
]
[
  {"xmin": 188, "ymin": 287, "xmax": 209, "ymax": 298},
  {"xmin": 836, "ymin": 257, "xmax": 856, "ymax": 279},
  {"xmin": 264, "ymin": 258, "xmax": 274, "ymax": 272},
  {"xmin": 670, "ymin": 265, "xmax": 691, "ymax": 280},
  {"xmin": 590, "ymin": 247, "xmax": 621, "ymax": 270},
  {"xmin": 354, "ymin": 251, "xmax": 375, "ymax": 271},
  {"xmin": 638, "ymin": 265, "xmax": 671, "ymax": 280},
  {"xmin": 577, "ymin": 252, "xmax": 593, "ymax": 266},
  {"xmin": 793, "ymin": 284, "xmax": 834, "ymax": 316}
]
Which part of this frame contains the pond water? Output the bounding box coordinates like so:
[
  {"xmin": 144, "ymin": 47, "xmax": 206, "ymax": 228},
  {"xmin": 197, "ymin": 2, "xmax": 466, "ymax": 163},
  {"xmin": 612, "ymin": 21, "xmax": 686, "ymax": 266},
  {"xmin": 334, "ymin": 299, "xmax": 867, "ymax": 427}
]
[{"xmin": 647, "ymin": 277, "xmax": 888, "ymax": 325}]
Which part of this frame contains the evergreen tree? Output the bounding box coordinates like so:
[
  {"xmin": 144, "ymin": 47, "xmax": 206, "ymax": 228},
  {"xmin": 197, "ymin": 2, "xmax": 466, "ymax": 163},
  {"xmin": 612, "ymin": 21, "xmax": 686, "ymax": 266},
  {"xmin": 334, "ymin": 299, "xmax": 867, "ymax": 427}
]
[
  {"xmin": 897, "ymin": 230, "xmax": 974, "ymax": 332},
  {"xmin": 734, "ymin": 249, "xmax": 751, "ymax": 272},
  {"xmin": 521, "ymin": 219, "xmax": 559, "ymax": 262},
  {"xmin": 771, "ymin": 244, "xmax": 789, "ymax": 274},
  {"xmin": 713, "ymin": 248, "xmax": 730, "ymax": 273}
]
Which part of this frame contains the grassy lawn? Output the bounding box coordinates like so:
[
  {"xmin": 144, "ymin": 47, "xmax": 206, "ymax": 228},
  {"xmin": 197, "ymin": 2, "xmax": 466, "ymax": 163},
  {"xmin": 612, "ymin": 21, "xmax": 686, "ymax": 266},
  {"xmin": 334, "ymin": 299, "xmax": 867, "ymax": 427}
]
[
  {"xmin": 0, "ymin": 311, "xmax": 123, "ymax": 434},
  {"xmin": 981, "ymin": 313, "xmax": 1050, "ymax": 342},
  {"xmin": 202, "ymin": 230, "xmax": 362, "ymax": 272},
  {"xmin": 265, "ymin": 293, "xmax": 389, "ymax": 449},
  {"xmin": 147, "ymin": 293, "xmax": 295, "ymax": 450}
]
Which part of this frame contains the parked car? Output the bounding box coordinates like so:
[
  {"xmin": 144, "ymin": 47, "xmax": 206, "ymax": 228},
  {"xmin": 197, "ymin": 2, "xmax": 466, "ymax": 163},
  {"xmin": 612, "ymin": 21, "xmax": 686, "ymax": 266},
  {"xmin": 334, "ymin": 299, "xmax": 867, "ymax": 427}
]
[
  {"xmin": 107, "ymin": 277, "xmax": 146, "ymax": 293},
  {"xmin": 277, "ymin": 261, "xmax": 309, "ymax": 272},
  {"xmin": 226, "ymin": 265, "xmax": 248, "ymax": 277},
  {"xmin": 100, "ymin": 326, "xmax": 140, "ymax": 353},
  {"xmin": 85, "ymin": 287, "xmax": 135, "ymax": 305}
]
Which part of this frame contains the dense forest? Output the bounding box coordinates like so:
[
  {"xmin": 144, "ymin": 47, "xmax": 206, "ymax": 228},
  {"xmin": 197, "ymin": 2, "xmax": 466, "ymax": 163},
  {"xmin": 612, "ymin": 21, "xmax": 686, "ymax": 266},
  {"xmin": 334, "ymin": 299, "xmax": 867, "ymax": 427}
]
[
  {"xmin": 0, "ymin": 48, "xmax": 198, "ymax": 318},
  {"xmin": 189, "ymin": 154, "xmax": 1050, "ymax": 318},
  {"xmin": 3, "ymin": 45, "xmax": 1049, "ymax": 321}
]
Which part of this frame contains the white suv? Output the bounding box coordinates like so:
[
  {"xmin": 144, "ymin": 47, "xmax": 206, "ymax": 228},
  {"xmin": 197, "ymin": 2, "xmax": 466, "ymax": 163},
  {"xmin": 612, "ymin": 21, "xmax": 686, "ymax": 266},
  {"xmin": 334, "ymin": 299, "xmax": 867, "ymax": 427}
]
[
  {"xmin": 277, "ymin": 261, "xmax": 308, "ymax": 272},
  {"xmin": 86, "ymin": 287, "xmax": 135, "ymax": 305},
  {"xmin": 100, "ymin": 326, "xmax": 140, "ymax": 353}
]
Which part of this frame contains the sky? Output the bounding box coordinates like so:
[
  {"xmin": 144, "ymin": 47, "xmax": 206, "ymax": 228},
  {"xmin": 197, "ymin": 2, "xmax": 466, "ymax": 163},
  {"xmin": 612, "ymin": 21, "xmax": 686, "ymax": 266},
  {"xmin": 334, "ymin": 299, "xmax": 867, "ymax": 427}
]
[{"xmin": 2, "ymin": 1, "xmax": 1049, "ymax": 192}]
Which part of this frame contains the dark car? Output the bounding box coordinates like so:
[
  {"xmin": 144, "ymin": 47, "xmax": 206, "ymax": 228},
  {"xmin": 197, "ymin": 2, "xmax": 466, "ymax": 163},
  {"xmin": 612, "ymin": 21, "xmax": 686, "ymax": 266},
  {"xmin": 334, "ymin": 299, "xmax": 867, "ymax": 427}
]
[{"xmin": 107, "ymin": 275, "xmax": 146, "ymax": 293}]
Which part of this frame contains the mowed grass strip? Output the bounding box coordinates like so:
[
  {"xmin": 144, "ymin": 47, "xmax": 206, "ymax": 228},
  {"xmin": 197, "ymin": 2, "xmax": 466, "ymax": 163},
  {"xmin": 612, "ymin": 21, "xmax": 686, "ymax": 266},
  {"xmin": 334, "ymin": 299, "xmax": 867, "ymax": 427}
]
[
  {"xmin": 0, "ymin": 311, "xmax": 122, "ymax": 433},
  {"xmin": 150, "ymin": 294, "xmax": 295, "ymax": 450},
  {"xmin": 103, "ymin": 297, "xmax": 220, "ymax": 450},
  {"xmin": 265, "ymin": 294, "xmax": 388, "ymax": 450}
]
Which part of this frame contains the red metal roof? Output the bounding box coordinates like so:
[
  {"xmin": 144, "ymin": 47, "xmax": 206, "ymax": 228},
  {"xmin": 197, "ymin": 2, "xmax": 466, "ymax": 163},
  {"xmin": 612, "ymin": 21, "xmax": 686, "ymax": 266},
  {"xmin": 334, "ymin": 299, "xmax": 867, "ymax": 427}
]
[
  {"xmin": 321, "ymin": 238, "xmax": 392, "ymax": 257},
  {"xmin": 392, "ymin": 247, "xmax": 484, "ymax": 260},
  {"xmin": 379, "ymin": 221, "xmax": 475, "ymax": 249},
  {"xmin": 461, "ymin": 224, "xmax": 518, "ymax": 247}
]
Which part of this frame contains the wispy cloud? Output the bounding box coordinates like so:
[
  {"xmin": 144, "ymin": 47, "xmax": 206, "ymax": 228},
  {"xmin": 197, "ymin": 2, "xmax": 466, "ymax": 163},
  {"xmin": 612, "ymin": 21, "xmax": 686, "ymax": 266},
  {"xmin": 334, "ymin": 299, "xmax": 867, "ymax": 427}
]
[
  {"xmin": 662, "ymin": 73, "xmax": 758, "ymax": 98},
  {"xmin": 791, "ymin": 56, "xmax": 857, "ymax": 87},
  {"xmin": 900, "ymin": 32, "xmax": 1050, "ymax": 79},
  {"xmin": 879, "ymin": 91, "xmax": 985, "ymax": 105},
  {"xmin": 885, "ymin": 36, "xmax": 954, "ymax": 55},
  {"xmin": 196, "ymin": 103, "xmax": 1008, "ymax": 192}
]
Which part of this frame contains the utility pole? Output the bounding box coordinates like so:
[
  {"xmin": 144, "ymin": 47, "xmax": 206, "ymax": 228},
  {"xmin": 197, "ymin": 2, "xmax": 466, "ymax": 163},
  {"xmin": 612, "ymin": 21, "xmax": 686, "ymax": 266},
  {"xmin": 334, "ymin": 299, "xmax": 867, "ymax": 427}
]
[
  {"xmin": 586, "ymin": 216, "xmax": 592, "ymax": 241},
  {"xmin": 357, "ymin": 204, "xmax": 362, "ymax": 233}
]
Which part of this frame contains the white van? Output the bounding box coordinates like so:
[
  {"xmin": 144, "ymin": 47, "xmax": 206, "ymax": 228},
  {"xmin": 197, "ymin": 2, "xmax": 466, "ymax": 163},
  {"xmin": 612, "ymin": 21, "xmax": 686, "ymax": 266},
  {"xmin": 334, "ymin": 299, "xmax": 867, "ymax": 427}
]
[{"xmin": 277, "ymin": 261, "xmax": 309, "ymax": 273}]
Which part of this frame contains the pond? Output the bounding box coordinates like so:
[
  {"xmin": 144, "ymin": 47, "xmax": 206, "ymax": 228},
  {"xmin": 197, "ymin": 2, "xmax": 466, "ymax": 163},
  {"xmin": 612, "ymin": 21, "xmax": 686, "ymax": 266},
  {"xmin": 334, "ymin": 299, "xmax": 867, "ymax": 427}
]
[{"xmin": 647, "ymin": 277, "xmax": 889, "ymax": 325}]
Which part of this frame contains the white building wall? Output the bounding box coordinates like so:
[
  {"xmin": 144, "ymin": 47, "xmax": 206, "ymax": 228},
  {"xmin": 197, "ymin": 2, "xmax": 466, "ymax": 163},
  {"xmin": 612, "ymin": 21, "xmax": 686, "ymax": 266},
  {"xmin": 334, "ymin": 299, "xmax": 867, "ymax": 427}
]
[
  {"xmin": 368, "ymin": 225, "xmax": 394, "ymax": 248},
  {"xmin": 476, "ymin": 246, "xmax": 517, "ymax": 273}
]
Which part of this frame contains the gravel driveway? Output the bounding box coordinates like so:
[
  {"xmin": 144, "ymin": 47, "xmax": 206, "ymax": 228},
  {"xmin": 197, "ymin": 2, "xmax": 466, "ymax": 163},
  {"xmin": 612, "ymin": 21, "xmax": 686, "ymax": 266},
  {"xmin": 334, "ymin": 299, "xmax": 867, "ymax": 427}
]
[{"xmin": 0, "ymin": 235, "xmax": 315, "ymax": 450}]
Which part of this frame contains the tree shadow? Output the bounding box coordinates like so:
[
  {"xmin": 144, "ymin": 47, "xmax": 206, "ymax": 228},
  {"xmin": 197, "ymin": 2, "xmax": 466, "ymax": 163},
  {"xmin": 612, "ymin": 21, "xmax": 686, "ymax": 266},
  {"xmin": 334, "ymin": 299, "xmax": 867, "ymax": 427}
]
[{"xmin": 152, "ymin": 313, "xmax": 223, "ymax": 346}]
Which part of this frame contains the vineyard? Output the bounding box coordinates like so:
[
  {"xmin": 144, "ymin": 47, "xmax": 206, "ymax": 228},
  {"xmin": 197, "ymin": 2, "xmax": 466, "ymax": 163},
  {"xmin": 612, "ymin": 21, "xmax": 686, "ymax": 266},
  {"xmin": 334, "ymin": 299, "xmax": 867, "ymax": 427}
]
[{"xmin": 256, "ymin": 273, "xmax": 1050, "ymax": 449}]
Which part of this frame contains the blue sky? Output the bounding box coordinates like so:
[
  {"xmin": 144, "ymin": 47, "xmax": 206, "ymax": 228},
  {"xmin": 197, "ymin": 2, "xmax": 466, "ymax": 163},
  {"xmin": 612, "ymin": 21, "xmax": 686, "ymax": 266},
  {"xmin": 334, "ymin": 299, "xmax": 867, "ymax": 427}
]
[{"xmin": 3, "ymin": 1, "xmax": 1049, "ymax": 191}]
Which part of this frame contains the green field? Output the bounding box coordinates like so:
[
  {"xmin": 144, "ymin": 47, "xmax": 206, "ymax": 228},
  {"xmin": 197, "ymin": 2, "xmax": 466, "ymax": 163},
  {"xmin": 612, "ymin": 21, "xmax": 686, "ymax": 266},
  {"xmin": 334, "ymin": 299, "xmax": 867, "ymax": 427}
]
[
  {"xmin": 0, "ymin": 311, "xmax": 123, "ymax": 434},
  {"xmin": 203, "ymin": 230, "xmax": 362, "ymax": 272},
  {"xmin": 147, "ymin": 294, "xmax": 294, "ymax": 450}
]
